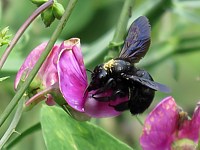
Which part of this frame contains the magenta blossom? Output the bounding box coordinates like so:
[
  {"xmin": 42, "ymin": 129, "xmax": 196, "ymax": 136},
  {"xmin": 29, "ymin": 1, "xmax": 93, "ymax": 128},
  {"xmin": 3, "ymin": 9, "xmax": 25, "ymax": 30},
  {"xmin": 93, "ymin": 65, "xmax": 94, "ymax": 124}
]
[
  {"xmin": 57, "ymin": 39, "xmax": 128, "ymax": 117},
  {"xmin": 15, "ymin": 38, "xmax": 128, "ymax": 118},
  {"xmin": 15, "ymin": 42, "xmax": 60, "ymax": 105},
  {"xmin": 140, "ymin": 96, "xmax": 200, "ymax": 150}
]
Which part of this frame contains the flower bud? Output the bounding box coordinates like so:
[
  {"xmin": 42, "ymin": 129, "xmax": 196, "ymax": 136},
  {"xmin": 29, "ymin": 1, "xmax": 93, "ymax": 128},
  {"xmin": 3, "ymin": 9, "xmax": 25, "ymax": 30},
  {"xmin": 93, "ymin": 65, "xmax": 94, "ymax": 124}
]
[
  {"xmin": 30, "ymin": 0, "xmax": 48, "ymax": 6},
  {"xmin": 53, "ymin": 2, "xmax": 65, "ymax": 20},
  {"xmin": 41, "ymin": 7, "xmax": 55, "ymax": 27}
]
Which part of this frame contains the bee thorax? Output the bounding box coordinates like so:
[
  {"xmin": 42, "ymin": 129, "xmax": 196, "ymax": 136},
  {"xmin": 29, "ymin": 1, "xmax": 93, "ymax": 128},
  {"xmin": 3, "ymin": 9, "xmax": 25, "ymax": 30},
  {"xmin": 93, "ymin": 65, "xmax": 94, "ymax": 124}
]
[{"xmin": 103, "ymin": 59, "xmax": 115, "ymax": 71}]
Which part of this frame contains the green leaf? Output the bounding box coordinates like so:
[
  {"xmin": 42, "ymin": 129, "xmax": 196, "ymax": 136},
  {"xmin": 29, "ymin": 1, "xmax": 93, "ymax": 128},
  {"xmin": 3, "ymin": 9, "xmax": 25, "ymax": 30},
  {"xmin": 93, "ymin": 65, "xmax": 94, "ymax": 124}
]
[
  {"xmin": 0, "ymin": 26, "xmax": 11, "ymax": 47},
  {"xmin": 40, "ymin": 105, "xmax": 133, "ymax": 150},
  {"xmin": 0, "ymin": 76, "xmax": 9, "ymax": 82}
]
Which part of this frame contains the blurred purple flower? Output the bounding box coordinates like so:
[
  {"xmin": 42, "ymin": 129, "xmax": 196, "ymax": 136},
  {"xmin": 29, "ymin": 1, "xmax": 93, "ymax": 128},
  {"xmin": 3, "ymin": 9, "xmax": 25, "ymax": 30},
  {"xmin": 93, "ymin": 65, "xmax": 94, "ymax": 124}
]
[
  {"xmin": 140, "ymin": 96, "xmax": 200, "ymax": 150},
  {"xmin": 15, "ymin": 38, "xmax": 128, "ymax": 118}
]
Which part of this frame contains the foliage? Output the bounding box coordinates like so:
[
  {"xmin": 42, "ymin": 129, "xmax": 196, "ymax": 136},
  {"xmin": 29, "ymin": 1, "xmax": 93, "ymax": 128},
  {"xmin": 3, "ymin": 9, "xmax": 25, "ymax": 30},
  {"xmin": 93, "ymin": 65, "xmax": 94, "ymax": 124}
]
[{"xmin": 41, "ymin": 105, "xmax": 132, "ymax": 150}]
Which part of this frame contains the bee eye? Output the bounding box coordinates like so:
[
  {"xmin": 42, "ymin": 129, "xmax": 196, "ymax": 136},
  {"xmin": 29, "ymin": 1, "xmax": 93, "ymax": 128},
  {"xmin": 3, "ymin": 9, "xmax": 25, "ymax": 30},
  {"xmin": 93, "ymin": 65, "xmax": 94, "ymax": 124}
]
[
  {"xmin": 136, "ymin": 70, "xmax": 147, "ymax": 77},
  {"xmin": 98, "ymin": 69, "xmax": 108, "ymax": 79},
  {"xmin": 99, "ymin": 74, "xmax": 103, "ymax": 79},
  {"xmin": 99, "ymin": 73, "xmax": 105, "ymax": 79}
]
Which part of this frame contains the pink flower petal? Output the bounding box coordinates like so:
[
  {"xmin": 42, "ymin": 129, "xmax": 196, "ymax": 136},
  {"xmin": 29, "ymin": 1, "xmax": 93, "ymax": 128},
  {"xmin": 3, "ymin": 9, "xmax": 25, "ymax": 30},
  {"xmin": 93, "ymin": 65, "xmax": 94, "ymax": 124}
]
[
  {"xmin": 14, "ymin": 42, "xmax": 47, "ymax": 89},
  {"xmin": 140, "ymin": 96, "xmax": 179, "ymax": 150},
  {"xmin": 14, "ymin": 42, "xmax": 60, "ymax": 89},
  {"xmin": 178, "ymin": 102, "xmax": 200, "ymax": 142},
  {"xmin": 57, "ymin": 38, "xmax": 87, "ymax": 112},
  {"xmin": 45, "ymin": 95, "xmax": 56, "ymax": 106},
  {"xmin": 59, "ymin": 38, "xmax": 87, "ymax": 82},
  {"xmin": 15, "ymin": 42, "xmax": 60, "ymax": 105},
  {"xmin": 84, "ymin": 90, "xmax": 128, "ymax": 118},
  {"xmin": 39, "ymin": 44, "xmax": 60, "ymax": 87}
]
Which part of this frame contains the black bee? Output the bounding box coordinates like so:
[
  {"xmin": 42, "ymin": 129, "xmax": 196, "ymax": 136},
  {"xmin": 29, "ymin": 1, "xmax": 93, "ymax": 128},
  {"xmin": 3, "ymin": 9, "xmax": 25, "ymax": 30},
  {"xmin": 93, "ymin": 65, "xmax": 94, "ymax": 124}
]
[{"xmin": 87, "ymin": 16, "xmax": 170, "ymax": 115}]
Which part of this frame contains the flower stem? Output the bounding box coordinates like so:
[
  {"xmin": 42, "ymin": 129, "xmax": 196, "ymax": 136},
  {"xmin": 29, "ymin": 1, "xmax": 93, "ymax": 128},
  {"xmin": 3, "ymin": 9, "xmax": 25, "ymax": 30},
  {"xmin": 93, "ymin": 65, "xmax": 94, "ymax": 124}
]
[
  {"xmin": 0, "ymin": 0, "xmax": 78, "ymax": 127},
  {"xmin": 110, "ymin": 0, "xmax": 134, "ymax": 47},
  {"xmin": 0, "ymin": 0, "xmax": 54, "ymax": 70},
  {"xmin": 106, "ymin": 0, "xmax": 134, "ymax": 60},
  {"xmin": 4, "ymin": 123, "xmax": 41, "ymax": 149},
  {"xmin": 0, "ymin": 97, "xmax": 25, "ymax": 149}
]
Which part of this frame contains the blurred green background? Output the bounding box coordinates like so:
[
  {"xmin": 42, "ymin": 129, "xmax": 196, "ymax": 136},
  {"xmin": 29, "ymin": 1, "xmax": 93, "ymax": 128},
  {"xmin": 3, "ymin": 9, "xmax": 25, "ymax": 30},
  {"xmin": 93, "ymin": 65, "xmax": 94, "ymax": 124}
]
[{"xmin": 1, "ymin": 0, "xmax": 200, "ymax": 149}]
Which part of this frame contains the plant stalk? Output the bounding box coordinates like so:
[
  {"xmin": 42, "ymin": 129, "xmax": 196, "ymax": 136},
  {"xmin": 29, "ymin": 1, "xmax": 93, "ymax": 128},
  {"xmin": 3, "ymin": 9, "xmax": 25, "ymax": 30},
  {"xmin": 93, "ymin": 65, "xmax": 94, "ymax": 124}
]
[
  {"xmin": 111, "ymin": 0, "xmax": 134, "ymax": 46},
  {"xmin": 105, "ymin": 0, "xmax": 134, "ymax": 61},
  {"xmin": 0, "ymin": 0, "xmax": 54, "ymax": 70},
  {"xmin": 0, "ymin": 97, "xmax": 25, "ymax": 149},
  {"xmin": 4, "ymin": 123, "xmax": 41, "ymax": 149},
  {"xmin": 0, "ymin": 0, "xmax": 78, "ymax": 127}
]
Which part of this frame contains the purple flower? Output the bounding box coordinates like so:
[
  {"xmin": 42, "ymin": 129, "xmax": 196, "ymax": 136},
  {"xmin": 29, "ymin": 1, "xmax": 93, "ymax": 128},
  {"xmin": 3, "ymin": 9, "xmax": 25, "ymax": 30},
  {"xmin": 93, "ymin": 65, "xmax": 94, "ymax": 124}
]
[
  {"xmin": 15, "ymin": 42, "xmax": 60, "ymax": 105},
  {"xmin": 15, "ymin": 38, "xmax": 128, "ymax": 118},
  {"xmin": 57, "ymin": 39, "xmax": 128, "ymax": 117},
  {"xmin": 140, "ymin": 96, "xmax": 200, "ymax": 150}
]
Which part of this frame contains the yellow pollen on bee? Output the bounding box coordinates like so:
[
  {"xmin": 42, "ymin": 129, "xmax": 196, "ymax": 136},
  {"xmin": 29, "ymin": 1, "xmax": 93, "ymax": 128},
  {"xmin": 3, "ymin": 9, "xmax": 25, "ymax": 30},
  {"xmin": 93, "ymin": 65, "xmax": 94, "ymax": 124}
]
[{"xmin": 103, "ymin": 59, "xmax": 115, "ymax": 70}]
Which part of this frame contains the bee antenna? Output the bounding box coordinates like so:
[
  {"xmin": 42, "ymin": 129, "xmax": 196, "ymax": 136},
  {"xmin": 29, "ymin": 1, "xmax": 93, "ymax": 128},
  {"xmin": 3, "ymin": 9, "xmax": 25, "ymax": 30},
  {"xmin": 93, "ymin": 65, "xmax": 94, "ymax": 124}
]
[{"xmin": 86, "ymin": 69, "xmax": 93, "ymax": 73}]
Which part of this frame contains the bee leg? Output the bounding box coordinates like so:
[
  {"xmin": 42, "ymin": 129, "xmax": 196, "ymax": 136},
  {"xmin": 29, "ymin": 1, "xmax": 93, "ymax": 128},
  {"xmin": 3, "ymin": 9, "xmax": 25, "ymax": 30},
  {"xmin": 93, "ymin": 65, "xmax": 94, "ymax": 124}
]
[
  {"xmin": 92, "ymin": 90, "xmax": 125, "ymax": 102},
  {"xmin": 109, "ymin": 87, "xmax": 136, "ymax": 112},
  {"xmin": 129, "ymin": 85, "xmax": 154, "ymax": 115},
  {"xmin": 109, "ymin": 101, "xmax": 129, "ymax": 111},
  {"xmin": 92, "ymin": 78, "xmax": 116, "ymax": 95}
]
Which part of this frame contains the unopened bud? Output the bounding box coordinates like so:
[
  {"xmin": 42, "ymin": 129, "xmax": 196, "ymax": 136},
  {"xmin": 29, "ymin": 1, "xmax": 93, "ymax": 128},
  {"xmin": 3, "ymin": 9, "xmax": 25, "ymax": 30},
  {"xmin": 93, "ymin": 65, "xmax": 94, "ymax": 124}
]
[
  {"xmin": 31, "ymin": 0, "xmax": 48, "ymax": 7},
  {"xmin": 41, "ymin": 7, "xmax": 55, "ymax": 27},
  {"xmin": 30, "ymin": 0, "xmax": 48, "ymax": 6},
  {"xmin": 53, "ymin": 2, "xmax": 65, "ymax": 20}
]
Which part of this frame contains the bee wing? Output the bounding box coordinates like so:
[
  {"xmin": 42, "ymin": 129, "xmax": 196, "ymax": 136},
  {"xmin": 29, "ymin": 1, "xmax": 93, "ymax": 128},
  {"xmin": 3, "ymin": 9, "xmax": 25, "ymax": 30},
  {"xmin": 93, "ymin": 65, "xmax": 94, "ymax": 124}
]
[
  {"xmin": 128, "ymin": 75, "xmax": 171, "ymax": 93},
  {"xmin": 119, "ymin": 16, "xmax": 151, "ymax": 63}
]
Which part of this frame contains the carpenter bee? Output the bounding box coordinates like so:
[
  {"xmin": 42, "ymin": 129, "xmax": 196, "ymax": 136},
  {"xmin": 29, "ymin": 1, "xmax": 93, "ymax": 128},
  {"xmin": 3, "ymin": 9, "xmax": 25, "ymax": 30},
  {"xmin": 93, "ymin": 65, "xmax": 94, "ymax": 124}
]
[{"xmin": 87, "ymin": 16, "xmax": 170, "ymax": 115}]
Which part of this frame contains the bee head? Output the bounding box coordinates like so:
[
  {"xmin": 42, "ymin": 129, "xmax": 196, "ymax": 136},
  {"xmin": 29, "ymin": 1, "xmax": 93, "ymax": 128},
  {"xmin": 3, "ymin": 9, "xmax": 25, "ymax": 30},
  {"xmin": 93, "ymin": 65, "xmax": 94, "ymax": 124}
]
[{"xmin": 88, "ymin": 64, "xmax": 108, "ymax": 91}]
